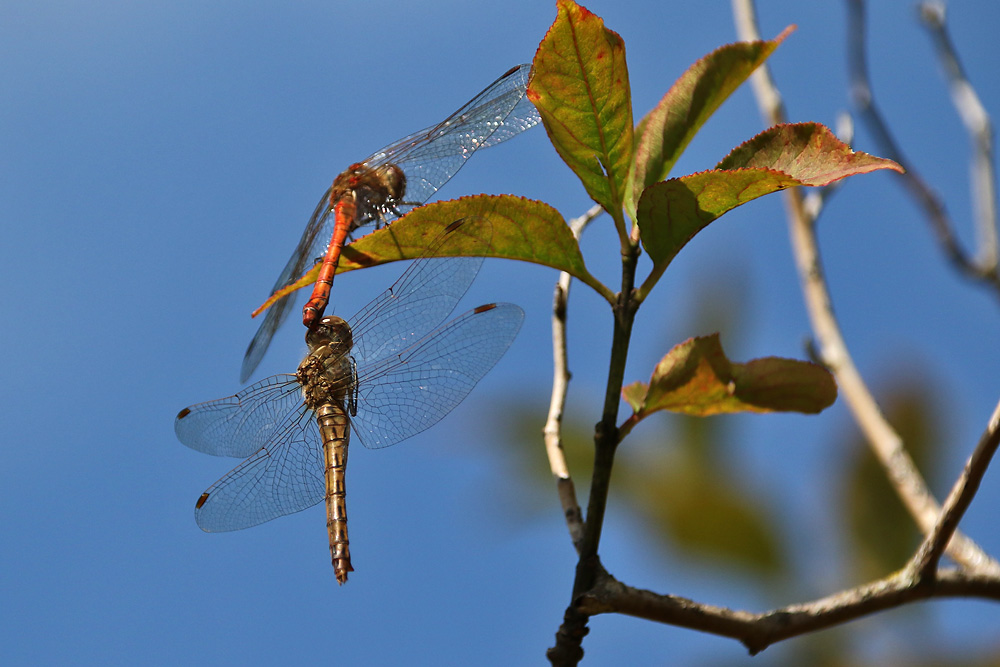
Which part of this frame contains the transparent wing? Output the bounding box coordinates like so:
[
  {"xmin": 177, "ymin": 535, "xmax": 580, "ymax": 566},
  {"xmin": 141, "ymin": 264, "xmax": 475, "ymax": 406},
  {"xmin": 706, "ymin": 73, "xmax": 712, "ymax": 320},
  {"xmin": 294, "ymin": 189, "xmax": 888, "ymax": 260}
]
[
  {"xmin": 240, "ymin": 65, "xmax": 538, "ymax": 380},
  {"xmin": 175, "ymin": 374, "xmax": 304, "ymax": 458},
  {"xmin": 361, "ymin": 64, "xmax": 541, "ymax": 212},
  {"xmin": 347, "ymin": 218, "xmax": 492, "ymax": 362},
  {"xmin": 176, "ymin": 374, "xmax": 325, "ymax": 531},
  {"xmin": 241, "ymin": 188, "xmax": 335, "ymax": 382},
  {"xmin": 185, "ymin": 408, "xmax": 324, "ymax": 533},
  {"xmin": 350, "ymin": 303, "xmax": 524, "ymax": 450}
]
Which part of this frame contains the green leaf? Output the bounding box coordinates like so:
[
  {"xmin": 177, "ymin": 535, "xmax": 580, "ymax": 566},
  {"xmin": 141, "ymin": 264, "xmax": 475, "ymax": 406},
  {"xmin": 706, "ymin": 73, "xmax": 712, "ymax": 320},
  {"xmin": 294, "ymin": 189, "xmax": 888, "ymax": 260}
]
[
  {"xmin": 254, "ymin": 194, "xmax": 609, "ymax": 313},
  {"xmin": 624, "ymin": 333, "xmax": 837, "ymax": 418},
  {"xmin": 342, "ymin": 195, "xmax": 587, "ymax": 271},
  {"xmin": 528, "ymin": 0, "xmax": 633, "ymax": 215},
  {"xmin": 636, "ymin": 122, "xmax": 904, "ymax": 267},
  {"xmin": 636, "ymin": 168, "xmax": 800, "ymax": 266},
  {"xmin": 626, "ymin": 26, "xmax": 794, "ymax": 218}
]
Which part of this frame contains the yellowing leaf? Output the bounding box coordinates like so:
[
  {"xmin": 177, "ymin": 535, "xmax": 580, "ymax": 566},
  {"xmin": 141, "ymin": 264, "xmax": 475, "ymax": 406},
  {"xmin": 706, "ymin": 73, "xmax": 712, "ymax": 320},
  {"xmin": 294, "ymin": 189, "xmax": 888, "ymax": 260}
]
[
  {"xmin": 528, "ymin": 0, "xmax": 633, "ymax": 214},
  {"xmin": 252, "ymin": 194, "xmax": 609, "ymax": 316},
  {"xmin": 624, "ymin": 334, "xmax": 836, "ymax": 419},
  {"xmin": 627, "ymin": 26, "xmax": 794, "ymax": 216}
]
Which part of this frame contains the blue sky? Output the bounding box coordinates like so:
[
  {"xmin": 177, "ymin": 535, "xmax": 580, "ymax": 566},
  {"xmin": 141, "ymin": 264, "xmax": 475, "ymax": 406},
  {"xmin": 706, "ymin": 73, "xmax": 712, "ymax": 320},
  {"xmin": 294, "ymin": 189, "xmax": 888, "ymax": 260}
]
[{"xmin": 3, "ymin": 1, "xmax": 1000, "ymax": 664}]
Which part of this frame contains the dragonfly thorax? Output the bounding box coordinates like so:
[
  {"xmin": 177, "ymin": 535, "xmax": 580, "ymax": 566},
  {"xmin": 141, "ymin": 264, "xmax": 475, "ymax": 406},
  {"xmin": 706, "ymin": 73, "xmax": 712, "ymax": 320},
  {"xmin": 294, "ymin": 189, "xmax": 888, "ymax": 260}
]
[
  {"xmin": 332, "ymin": 163, "xmax": 407, "ymax": 226},
  {"xmin": 298, "ymin": 316, "xmax": 355, "ymax": 410}
]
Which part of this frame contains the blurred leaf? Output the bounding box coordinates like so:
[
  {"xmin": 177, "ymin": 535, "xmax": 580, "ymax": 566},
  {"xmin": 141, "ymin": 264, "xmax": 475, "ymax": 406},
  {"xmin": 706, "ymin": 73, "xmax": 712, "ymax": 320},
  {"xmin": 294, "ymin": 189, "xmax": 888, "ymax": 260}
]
[
  {"xmin": 490, "ymin": 398, "xmax": 597, "ymax": 518},
  {"xmin": 254, "ymin": 194, "xmax": 609, "ymax": 314},
  {"xmin": 637, "ymin": 123, "xmax": 904, "ymax": 267},
  {"xmin": 626, "ymin": 26, "xmax": 794, "ymax": 217},
  {"xmin": 493, "ymin": 396, "xmax": 786, "ymax": 576},
  {"xmin": 616, "ymin": 415, "xmax": 785, "ymax": 575},
  {"xmin": 493, "ymin": 271, "xmax": 792, "ymax": 576},
  {"xmin": 624, "ymin": 333, "xmax": 837, "ymax": 420},
  {"xmin": 528, "ymin": 0, "xmax": 633, "ymax": 215},
  {"xmin": 842, "ymin": 371, "xmax": 943, "ymax": 580}
]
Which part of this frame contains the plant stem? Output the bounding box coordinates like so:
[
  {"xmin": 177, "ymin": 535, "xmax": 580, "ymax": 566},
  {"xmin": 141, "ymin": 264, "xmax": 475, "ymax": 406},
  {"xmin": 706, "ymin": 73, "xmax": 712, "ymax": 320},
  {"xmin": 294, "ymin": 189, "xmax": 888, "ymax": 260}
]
[{"xmin": 549, "ymin": 240, "xmax": 640, "ymax": 665}]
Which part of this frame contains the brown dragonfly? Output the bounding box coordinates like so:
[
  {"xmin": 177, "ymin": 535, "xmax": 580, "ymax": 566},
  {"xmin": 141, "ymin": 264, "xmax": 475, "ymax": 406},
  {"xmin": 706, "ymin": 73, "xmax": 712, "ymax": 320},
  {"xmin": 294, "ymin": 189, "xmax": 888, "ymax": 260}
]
[
  {"xmin": 240, "ymin": 64, "xmax": 539, "ymax": 383},
  {"xmin": 176, "ymin": 220, "xmax": 523, "ymax": 583}
]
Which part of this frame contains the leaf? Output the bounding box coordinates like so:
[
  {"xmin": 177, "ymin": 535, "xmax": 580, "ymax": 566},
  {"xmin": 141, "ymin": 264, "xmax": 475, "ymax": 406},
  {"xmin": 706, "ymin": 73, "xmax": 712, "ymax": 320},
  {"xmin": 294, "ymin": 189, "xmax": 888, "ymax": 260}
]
[
  {"xmin": 626, "ymin": 26, "xmax": 794, "ymax": 217},
  {"xmin": 636, "ymin": 122, "xmax": 904, "ymax": 267},
  {"xmin": 630, "ymin": 450, "xmax": 785, "ymax": 575},
  {"xmin": 253, "ymin": 195, "xmax": 608, "ymax": 314},
  {"xmin": 624, "ymin": 333, "xmax": 836, "ymax": 419},
  {"xmin": 636, "ymin": 168, "xmax": 799, "ymax": 267},
  {"xmin": 716, "ymin": 122, "xmax": 905, "ymax": 183},
  {"xmin": 614, "ymin": 413, "xmax": 786, "ymax": 576},
  {"xmin": 346, "ymin": 195, "xmax": 594, "ymax": 277},
  {"xmin": 528, "ymin": 0, "xmax": 633, "ymax": 215}
]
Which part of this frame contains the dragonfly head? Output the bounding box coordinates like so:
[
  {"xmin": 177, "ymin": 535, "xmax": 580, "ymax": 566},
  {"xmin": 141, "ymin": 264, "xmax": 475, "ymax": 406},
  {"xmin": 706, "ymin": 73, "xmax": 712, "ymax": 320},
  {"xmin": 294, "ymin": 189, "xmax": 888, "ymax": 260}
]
[
  {"xmin": 374, "ymin": 163, "xmax": 406, "ymax": 201},
  {"xmin": 306, "ymin": 315, "xmax": 353, "ymax": 352}
]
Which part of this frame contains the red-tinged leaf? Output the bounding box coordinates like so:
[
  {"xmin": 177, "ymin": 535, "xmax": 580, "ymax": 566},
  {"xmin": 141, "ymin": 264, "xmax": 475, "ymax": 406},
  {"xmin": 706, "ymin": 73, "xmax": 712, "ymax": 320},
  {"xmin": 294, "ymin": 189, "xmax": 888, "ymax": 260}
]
[
  {"xmin": 253, "ymin": 195, "xmax": 607, "ymax": 315},
  {"xmin": 624, "ymin": 334, "xmax": 836, "ymax": 418},
  {"xmin": 716, "ymin": 122, "xmax": 904, "ymax": 184},
  {"xmin": 627, "ymin": 26, "xmax": 794, "ymax": 217},
  {"xmin": 636, "ymin": 122, "xmax": 903, "ymax": 267},
  {"xmin": 528, "ymin": 0, "xmax": 633, "ymax": 215}
]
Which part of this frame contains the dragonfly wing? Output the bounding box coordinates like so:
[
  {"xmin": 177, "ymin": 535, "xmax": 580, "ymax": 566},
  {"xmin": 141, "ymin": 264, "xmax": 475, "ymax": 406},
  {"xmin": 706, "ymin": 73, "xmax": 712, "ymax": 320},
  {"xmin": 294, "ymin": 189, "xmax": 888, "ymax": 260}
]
[
  {"xmin": 350, "ymin": 302, "xmax": 524, "ymax": 449},
  {"xmin": 175, "ymin": 374, "xmax": 303, "ymax": 458},
  {"xmin": 193, "ymin": 407, "xmax": 325, "ymax": 532},
  {"xmin": 348, "ymin": 219, "xmax": 493, "ymax": 361},
  {"xmin": 241, "ymin": 188, "xmax": 335, "ymax": 382},
  {"xmin": 360, "ymin": 64, "xmax": 541, "ymax": 214},
  {"xmin": 476, "ymin": 77, "xmax": 541, "ymax": 149}
]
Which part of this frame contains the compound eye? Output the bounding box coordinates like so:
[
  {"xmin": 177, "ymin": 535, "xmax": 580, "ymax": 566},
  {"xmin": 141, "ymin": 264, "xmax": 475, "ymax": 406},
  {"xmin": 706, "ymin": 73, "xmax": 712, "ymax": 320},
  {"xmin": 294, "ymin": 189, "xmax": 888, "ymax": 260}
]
[{"xmin": 377, "ymin": 164, "xmax": 406, "ymax": 200}]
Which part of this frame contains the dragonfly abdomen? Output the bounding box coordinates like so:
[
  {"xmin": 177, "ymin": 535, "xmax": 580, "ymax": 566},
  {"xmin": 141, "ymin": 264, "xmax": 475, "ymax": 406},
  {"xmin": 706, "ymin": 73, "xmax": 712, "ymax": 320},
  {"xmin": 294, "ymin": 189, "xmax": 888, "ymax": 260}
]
[{"xmin": 317, "ymin": 402, "xmax": 352, "ymax": 584}]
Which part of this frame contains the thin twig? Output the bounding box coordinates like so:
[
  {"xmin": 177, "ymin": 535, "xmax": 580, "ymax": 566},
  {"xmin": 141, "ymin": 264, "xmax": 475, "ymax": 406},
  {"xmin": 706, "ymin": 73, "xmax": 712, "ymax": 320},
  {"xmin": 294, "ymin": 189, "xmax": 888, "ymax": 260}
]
[
  {"xmin": 846, "ymin": 0, "xmax": 1000, "ymax": 295},
  {"xmin": 918, "ymin": 1, "xmax": 998, "ymax": 272},
  {"xmin": 544, "ymin": 204, "xmax": 603, "ymax": 551},
  {"xmin": 733, "ymin": 0, "xmax": 998, "ymax": 573},
  {"xmin": 913, "ymin": 397, "xmax": 1000, "ymax": 578},
  {"xmin": 549, "ymin": 216, "xmax": 641, "ymax": 666},
  {"xmin": 575, "ymin": 567, "xmax": 1000, "ymax": 656}
]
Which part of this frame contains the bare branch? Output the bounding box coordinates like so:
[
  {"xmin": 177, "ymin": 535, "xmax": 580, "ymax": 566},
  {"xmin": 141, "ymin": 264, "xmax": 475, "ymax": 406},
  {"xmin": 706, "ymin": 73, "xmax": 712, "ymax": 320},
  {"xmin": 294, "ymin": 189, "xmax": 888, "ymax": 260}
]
[
  {"xmin": 544, "ymin": 204, "xmax": 603, "ymax": 550},
  {"xmin": 734, "ymin": 0, "xmax": 999, "ymax": 572},
  {"xmin": 845, "ymin": 0, "xmax": 1000, "ymax": 295},
  {"xmin": 913, "ymin": 396, "xmax": 1000, "ymax": 578},
  {"xmin": 731, "ymin": 0, "xmax": 784, "ymax": 121},
  {"xmin": 576, "ymin": 568, "xmax": 1000, "ymax": 656},
  {"xmin": 919, "ymin": 2, "xmax": 998, "ymax": 272}
]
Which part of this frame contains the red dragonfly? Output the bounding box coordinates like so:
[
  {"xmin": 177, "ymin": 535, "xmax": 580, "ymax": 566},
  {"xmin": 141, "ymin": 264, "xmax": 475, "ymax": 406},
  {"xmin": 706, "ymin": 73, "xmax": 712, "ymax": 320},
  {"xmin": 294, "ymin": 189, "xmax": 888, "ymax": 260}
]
[
  {"xmin": 241, "ymin": 64, "xmax": 539, "ymax": 383},
  {"xmin": 177, "ymin": 219, "xmax": 522, "ymax": 583}
]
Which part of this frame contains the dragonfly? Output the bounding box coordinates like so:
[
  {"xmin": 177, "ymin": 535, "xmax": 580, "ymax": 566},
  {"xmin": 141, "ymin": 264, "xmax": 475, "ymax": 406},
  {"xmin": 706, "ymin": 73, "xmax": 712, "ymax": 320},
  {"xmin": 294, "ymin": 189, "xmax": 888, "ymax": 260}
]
[
  {"xmin": 241, "ymin": 63, "xmax": 539, "ymax": 383},
  {"xmin": 176, "ymin": 219, "xmax": 523, "ymax": 583}
]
